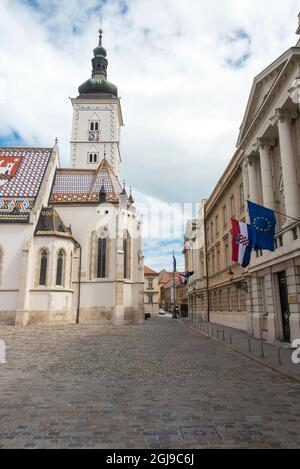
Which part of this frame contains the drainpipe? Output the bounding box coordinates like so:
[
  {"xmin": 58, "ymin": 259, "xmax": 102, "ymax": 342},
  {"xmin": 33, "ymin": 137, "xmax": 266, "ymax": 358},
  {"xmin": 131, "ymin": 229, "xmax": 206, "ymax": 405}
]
[{"xmin": 75, "ymin": 242, "xmax": 82, "ymax": 325}]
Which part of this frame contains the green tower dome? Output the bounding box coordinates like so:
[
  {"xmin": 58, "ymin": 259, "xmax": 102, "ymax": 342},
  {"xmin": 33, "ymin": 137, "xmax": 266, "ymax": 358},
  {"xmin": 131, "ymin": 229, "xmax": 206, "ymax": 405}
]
[{"xmin": 78, "ymin": 29, "xmax": 118, "ymax": 99}]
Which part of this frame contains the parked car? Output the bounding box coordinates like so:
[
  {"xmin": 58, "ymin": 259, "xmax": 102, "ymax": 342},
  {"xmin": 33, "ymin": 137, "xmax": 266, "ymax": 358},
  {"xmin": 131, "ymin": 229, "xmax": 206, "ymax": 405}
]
[
  {"xmin": 159, "ymin": 308, "xmax": 166, "ymax": 316},
  {"xmin": 145, "ymin": 313, "xmax": 151, "ymax": 320}
]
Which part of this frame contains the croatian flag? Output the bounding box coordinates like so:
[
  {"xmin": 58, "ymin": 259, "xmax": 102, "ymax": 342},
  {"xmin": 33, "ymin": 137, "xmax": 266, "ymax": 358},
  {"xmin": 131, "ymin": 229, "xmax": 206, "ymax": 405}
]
[{"xmin": 231, "ymin": 219, "xmax": 253, "ymax": 268}]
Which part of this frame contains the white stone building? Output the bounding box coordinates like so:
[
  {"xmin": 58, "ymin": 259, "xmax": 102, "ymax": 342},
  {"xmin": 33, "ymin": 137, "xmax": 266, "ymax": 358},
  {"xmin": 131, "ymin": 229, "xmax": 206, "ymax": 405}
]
[
  {"xmin": 0, "ymin": 30, "xmax": 144, "ymax": 326},
  {"xmin": 183, "ymin": 15, "xmax": 300, "ymax": 343}
]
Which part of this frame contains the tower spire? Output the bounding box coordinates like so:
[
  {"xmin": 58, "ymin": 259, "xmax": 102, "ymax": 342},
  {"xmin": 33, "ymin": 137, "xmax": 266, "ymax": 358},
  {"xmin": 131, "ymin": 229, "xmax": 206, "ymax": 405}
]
[{"xmin": 78, "ymin": 28, "xmax": 118, "ymax": 98}]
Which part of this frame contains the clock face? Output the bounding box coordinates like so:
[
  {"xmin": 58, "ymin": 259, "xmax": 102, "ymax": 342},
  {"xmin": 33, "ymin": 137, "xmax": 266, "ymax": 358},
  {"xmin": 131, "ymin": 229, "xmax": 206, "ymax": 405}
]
[{"xmin": 89, "ymin": 130, "xmax": 100, "ymax": 142}]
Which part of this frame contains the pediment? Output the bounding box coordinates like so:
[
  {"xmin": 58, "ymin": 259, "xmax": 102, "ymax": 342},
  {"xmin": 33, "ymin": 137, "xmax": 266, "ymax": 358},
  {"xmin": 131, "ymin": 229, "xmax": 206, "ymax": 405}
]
[{"xmin": 237, "ymin": 58, "xmax": 288, "ymax": 145}]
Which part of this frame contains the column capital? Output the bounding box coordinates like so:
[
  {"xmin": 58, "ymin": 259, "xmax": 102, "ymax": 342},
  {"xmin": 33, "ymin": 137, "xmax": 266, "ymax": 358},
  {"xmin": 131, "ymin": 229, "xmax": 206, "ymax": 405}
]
[
  {"xmin": 270, "ymin": 108, "xmax": 297, "ymax": 126},
  {"xmin": 244, "ymin": 153, "xmax": 257, "ymax": 166},
  {"xmin": 254, "ymin": 138, "xmax": 275, "ymax": 152}
]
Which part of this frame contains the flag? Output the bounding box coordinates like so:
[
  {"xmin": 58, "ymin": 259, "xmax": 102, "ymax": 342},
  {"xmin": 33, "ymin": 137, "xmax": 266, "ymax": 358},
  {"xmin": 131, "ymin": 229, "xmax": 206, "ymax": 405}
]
[
  {"xmin": 180, "ymin": 272, "xmax": 194, "ymax": 286},
  {"xmin": 173, "ymin": 253, "xmax": 177, "ymax": 273},
  {"xmin": 231, "ymin": 219, "xmax": 253, "ymax": 268},
  {"xmin": 247, "ymin": 201, "xmax": 276, "ymax": 252}
]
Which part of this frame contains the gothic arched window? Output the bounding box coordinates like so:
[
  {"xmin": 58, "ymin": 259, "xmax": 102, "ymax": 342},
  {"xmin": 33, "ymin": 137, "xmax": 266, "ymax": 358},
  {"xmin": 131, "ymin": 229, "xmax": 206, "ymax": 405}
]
[
  {"xmin": 0, "ymin": 246, "xmax": 3, "ymax": 286},
  {"xmin": 39, "ymin": 249, "xmax": 48, "ymax": 286},
  {"xmin": 56, "ymin": 249, "xmax": 65, "ymax": 286},
  {"xmin": 90, "ymin": 122, "xmax": 94, "ymax": 131},
  {"xmin": 123, "ymin": 232, "xmax": 131, "ymax": 279},
  {"xmin": 97, "ymin": 238, "xmax": 107, "ymax": 278}
]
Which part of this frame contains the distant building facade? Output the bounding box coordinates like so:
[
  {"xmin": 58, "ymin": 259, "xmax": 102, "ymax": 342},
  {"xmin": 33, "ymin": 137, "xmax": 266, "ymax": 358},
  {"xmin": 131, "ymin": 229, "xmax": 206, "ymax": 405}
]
[{"xmin": 144, "ymin": 266, "xmax": 159, "ymax": 316}]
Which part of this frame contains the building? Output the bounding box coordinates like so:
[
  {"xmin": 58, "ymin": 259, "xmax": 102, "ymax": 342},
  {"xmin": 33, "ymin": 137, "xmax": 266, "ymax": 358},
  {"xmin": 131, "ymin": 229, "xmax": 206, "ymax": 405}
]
[
  {"xmin": 184, "ymin": 14, "xmax": 300, "ymax": 343},
  {"xmin": 159, "ymin": 271, "xmax": 185, "ymax": 313},
  {"xmin": 0, "ymin": 30, "xmax": 144, "ymax": 326},
  {"xmin": 184, "ymin": 200, "xmax": 208, "ymax": 321},
  {"xmin": 144, "ymin": 266, "xmax": 159, "ymax": 316}
]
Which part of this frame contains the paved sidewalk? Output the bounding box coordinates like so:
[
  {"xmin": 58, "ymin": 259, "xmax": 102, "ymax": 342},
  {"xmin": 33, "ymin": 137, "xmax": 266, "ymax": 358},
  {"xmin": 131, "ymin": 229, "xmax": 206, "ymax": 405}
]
[
  {"xmin": 0, "ymin": 318, "xmax": 300, "ymax": 448},
  {"xmin": 182, "ymin": 319, "xmax": 300, "ymax": 377}
]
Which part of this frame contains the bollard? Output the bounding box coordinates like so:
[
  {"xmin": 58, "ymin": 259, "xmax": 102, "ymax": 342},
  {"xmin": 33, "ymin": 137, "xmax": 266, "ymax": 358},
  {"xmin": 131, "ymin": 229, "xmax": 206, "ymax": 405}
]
[
  {"xmin": 248, "ymin": 336, "xmax": 252, "ymax": 353},
  {"xmin": 222, "ymin": 331, "xmax": 225, "ymax": 342},
  {"xmin": 277, "ymin": 347, "xmax": 282, "ymax": 366},
  {"xmin": 260, "ymin": 341, "xmax": 265, "ymax": 359}
]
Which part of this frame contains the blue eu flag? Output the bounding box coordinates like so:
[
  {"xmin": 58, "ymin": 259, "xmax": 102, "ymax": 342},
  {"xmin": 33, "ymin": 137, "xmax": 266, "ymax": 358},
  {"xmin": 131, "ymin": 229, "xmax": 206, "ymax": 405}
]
[{"xmin": 248, "ymin": 201, "xmax": 276, "ymax": 252}]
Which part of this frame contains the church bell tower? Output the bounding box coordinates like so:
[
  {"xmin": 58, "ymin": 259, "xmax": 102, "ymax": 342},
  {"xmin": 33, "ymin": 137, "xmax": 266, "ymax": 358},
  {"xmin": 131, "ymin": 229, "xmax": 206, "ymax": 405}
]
[{"xmin": 70, "ymin": 30, "xmax": 123, "ymax": 175}]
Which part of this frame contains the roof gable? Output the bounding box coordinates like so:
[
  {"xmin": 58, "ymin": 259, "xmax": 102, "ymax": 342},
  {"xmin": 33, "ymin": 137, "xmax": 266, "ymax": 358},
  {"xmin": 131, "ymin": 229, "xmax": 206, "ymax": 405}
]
[
  {"xmin": 50, "ymin": 158, "xmax": 123, "ymax": 204},
  {"xmin": 237, "ymin": 51, "xmax": 291, "ymax": 146},
  {"xmin": 35, "ymin": 207, "xmax": 76, "ymax": 242}
]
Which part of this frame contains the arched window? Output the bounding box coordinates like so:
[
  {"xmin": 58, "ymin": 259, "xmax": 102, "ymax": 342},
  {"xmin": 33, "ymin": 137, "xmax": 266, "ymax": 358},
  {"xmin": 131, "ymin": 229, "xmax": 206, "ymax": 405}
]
[
  {"xmin": 90, "ymin": 122, "xmax": 94, "ymax": 131},
  {"xmin": 56, "ymin": 249, "xmax": 65, "ymax": 286},
  {"xmin": 0, "ymin": 246, "xmax": 3, "ymax": 286},
  {"xmin": 70, "ymin": 252, "xmax": 73, "ymax": 288},
  {"xmin": 97, "ymin": 238, "xmax": 107, "ymax": 278},
  {"xmin": 95, "ymin": 122, "xmax": 99, "ymax": 131},
  {"xmin": 93, "ymin": 154, "xmax": 98, "ymax": 163},
  {"xmin": 123, "ymin": 232, "xmax": 131, "ymax": 279},
  {"xmin": 39, "ymin": 250, "xmax": 48, "ymax": 286}
]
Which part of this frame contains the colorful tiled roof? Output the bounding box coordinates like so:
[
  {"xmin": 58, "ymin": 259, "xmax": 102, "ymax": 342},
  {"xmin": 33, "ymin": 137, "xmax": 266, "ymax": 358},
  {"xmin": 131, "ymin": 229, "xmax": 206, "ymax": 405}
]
[
  {"xmin": 144, "ymin": 266, "xmax": 159, "ymax": 275},
  {"xmin": 35, "ymin": 207, "xmax": 76, "ymax": 242},
  {"xmin": 0, "ymin": 147, "xmax": 52, "ymax": 223},
  {"xmin": 50, "ymin": 158, "xmax": 123, "ymax": 204}
]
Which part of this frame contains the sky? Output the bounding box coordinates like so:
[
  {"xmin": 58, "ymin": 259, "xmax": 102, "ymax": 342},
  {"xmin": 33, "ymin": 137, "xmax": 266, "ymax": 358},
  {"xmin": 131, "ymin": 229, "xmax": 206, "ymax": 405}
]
[{"xmin": 0, "ymin": 0, "xmax": 299, "ymax": 271}]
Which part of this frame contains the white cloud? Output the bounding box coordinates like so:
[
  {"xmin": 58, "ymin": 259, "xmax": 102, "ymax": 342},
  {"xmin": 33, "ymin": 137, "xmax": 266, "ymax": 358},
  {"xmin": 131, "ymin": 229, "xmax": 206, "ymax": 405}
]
[{"xmin": 0, "ymin": 0, "xmax": 299, "ymax": 269}]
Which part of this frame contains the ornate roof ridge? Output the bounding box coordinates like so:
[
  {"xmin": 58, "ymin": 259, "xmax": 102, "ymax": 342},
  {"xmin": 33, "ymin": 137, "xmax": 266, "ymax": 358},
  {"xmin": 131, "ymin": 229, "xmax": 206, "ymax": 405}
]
[{"xmin": 0, "ymin": 146, "xmax": 52, "ymax": 151}]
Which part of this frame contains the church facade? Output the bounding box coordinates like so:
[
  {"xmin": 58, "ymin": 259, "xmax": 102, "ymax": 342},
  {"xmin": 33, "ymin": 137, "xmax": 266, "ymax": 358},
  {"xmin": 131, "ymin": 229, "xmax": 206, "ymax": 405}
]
[{"xmin": 0, "ymin": 31, "xmax": 145, "ymax": 326}]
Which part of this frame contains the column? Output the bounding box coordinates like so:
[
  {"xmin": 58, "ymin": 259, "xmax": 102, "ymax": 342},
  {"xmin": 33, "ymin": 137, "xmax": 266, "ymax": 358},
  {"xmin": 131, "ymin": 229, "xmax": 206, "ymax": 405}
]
[
  {"xmin": 256, "ymin": 138, "xmax": 276, "ymax": 211},
  {"xmin": 271, "ymin": 109, "xmax": 300, "ymax": 221},
  {"xmin": 246, "ymin": 155, "xmax": 258, "ymax": 203}
]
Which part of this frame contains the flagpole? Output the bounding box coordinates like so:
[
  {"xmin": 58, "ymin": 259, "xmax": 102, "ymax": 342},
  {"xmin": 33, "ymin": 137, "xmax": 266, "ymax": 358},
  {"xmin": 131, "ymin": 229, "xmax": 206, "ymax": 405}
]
[
  {"xmin": 247, "ymin": 200, "xmax": 299, "ymax": 222},
  {"xmin": 173, "ymin": 251, "xmax": 176, "ymax": 320}
]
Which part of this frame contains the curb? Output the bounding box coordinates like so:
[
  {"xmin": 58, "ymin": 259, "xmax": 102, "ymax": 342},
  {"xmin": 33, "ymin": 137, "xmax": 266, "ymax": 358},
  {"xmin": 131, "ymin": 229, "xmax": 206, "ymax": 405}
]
[{"xmin": 177, "ymin": 320, "xmax": 300, "ymax": 385}]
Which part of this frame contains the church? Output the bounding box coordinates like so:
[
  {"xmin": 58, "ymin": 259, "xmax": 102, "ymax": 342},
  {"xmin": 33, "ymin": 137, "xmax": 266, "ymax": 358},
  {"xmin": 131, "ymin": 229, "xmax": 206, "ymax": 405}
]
[{"xmin": 0, "ymin": 30, "xmax": 145, "ymax": 326}]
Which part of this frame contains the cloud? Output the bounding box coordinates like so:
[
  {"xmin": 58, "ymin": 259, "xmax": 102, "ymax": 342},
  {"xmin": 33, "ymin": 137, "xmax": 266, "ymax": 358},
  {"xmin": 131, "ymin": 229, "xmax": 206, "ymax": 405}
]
[{"xmin": 0, "ymin": 0, "xmax": 299, "ymax": 269}]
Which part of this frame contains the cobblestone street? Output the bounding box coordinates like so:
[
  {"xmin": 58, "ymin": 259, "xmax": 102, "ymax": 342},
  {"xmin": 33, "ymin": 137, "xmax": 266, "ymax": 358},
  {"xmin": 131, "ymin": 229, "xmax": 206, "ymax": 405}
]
[{"xmin": 0, "ymin": 318, "xmax": 300, "ymax": 449}]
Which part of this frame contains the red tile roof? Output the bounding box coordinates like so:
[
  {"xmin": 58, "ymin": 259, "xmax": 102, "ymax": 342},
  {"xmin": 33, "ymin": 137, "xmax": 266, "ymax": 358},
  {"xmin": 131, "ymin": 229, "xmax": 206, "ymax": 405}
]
[{"xmin": 144, "ymin": 266, "xmax": 159, "ymax": 275}]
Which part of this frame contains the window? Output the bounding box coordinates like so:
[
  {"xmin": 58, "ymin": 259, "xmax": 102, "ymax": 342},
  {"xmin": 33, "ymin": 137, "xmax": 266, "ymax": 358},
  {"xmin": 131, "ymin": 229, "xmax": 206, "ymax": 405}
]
[
  {"xmin": 39, "ymin": 250, "xmax": 48, "ymax": 286},
  {"xmin": 225, "ymin": 245, "xmax": 229, "ymax": 267},
  {"xmin": 215, "ymin": 215, "xmax": 219, "ymax": 236},
  {"xmin": 230, "ymin": 195, "xmax": 235, "ymax": 216},
  {"xmin": 211, "ymin": 222, "xmax": 214, "ymax": 242},
  {"xmin": 223, "ymin": 206, "xmax": 228, "ymax": 226},
  {"xmin": 97, "ymin": 238, "xmax": 107, "ymax": 278},
  {"xmin": 239, "ymin": 183, "xmax": 244, "ymax": 207},
  {"xmin": 90, "ymin": 122, "xmax": 94, "ymax": 131},
  {"xmin": 88, "ymin": 153, "xmax": 99, "ymax": 164},
  {"xmin": 148, "ymin": 279, "xmax": 153, "ymax": 289},
  {"xmin": 0, "ymin": 246, "xmax": 3, "ymax": 285},
  {"xmin": 56, "ymin": 249, "xmax": 65, "ymax": 286},
  {"xmin": 123, "ymin": 233, "xmax": 131, "ymax": 279},
  {"xmin": 148, "ymin": 294, "xmax": 153, "ymax": 304}
]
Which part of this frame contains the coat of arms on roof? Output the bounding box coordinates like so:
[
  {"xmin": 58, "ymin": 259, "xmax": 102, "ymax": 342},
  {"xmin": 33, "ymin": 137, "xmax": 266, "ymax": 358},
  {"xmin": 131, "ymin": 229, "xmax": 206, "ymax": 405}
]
[{"xmin": 0, "ymin": 156, "xmax": 22, "ymax": 187}]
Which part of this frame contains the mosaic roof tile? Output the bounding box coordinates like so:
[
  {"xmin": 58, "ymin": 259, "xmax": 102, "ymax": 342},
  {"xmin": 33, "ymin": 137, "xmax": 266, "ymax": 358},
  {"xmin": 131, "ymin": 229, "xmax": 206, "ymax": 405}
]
[
  {"xmin": 0, "ymin": 147, "xmax": 52, "ymax": 223},
  {"xmin": 35, "ymin": 207, "xmax": 76, "ymax": 242},
  {"xmin": 50, "ymin": 158, "xmax": 124, "ymax": 204}
]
